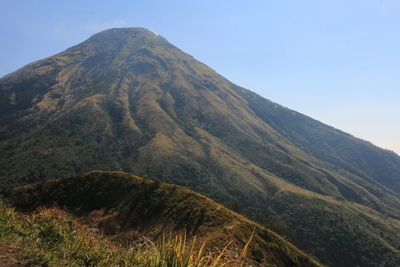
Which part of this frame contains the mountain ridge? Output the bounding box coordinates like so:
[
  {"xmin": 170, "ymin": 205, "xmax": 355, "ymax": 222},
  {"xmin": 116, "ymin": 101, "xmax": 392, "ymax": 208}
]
[
  {"xmin": 5, "ymin": 170, "xmax": 322, "ymax": 267},
  {"xmin": 0, "ymin": 27, "xmax": 399, "ymax": 266}
]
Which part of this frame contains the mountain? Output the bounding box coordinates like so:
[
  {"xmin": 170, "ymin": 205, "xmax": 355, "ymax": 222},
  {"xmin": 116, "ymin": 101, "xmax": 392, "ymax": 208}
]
[
  {"xmin": 0, "ymin": 27, "xmax": 399, "ymax": 266},
  {"xmin": 5, "ymin": 171, "xmax": 322, "ymax": 266}
]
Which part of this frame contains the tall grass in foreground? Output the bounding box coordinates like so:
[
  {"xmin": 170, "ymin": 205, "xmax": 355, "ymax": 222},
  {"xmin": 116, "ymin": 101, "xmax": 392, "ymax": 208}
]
[
  {"xmin": 0, "ymin": 202, "xmax": 256, "ymax": 266},
  {"xmin": 132, "ymin": 231, "xmax": 255, "ymax": 267}
]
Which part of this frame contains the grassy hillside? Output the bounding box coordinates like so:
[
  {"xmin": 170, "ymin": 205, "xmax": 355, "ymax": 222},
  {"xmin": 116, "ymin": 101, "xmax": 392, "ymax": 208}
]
[
  {"xmin": 0, "ymin": 27, "xmax": 399, "ymax": 266},
  {"xmin": 0, "ymin": 202, "xmax": 254, "ymax": 266},
  {"xmin": 236, "ymin": 86, "xmax": 400, "ymax": 194},
  {"xmin": 4, "ymin": 171, "xmax": 321, "ymax": 267}
]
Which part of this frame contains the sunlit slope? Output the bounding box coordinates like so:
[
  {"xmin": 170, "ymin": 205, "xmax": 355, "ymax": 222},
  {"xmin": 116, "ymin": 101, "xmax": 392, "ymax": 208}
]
[
  {"xmin": 0, "ymin": 28, "xmax": 399, "ymax": 266},
  {"xmin": 6, "ymin": 171, "xmax": 322, "ymax": 267}
]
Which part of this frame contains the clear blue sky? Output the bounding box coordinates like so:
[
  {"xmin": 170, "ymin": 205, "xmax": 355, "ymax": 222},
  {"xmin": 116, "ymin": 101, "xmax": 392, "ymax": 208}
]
[{"xmin": 1, "ymin": 0, "xmax": 399, "ymax": 155}]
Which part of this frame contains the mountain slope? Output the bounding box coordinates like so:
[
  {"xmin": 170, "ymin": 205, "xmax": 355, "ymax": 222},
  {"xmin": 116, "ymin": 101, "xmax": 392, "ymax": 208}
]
[
  {"xmin": 0, "ymin": 27, "xmax": 399, "ymax": 266},
  {"xmin": 5, "ymin": 171, "xmax": 322, "ymax": 267},
  {"xmin": 238, "ymin": 88, "xmax": 400, "ymax": 193}
]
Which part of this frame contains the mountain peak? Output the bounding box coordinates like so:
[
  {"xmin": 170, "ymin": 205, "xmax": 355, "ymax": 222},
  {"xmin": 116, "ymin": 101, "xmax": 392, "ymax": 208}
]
[
  {"xmin": 90, "ymin": 27, "xmax": 160, "ymax": 39},
  {"xmin": 83, "ymin": 27, "xmax": 167, "ymax": 50}
]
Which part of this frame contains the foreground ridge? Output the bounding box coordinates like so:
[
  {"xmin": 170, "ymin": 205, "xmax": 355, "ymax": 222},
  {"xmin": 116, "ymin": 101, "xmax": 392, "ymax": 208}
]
[{"xmin": 4, "ymin": 171, "xmax": 322, "ymax": 266}]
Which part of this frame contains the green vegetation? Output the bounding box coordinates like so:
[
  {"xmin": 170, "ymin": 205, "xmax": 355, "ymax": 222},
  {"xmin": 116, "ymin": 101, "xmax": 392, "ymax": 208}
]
[
  {"xmin": 0, "ymin": 201, "xmax": 256, "ymax": 266},
  {"xmin": 0, "ymin": 27, "xmax": 399, "ymax": 266},
  {"xmin": 5, "ymin": 171, "xmax": 321, "ymax": 267}
]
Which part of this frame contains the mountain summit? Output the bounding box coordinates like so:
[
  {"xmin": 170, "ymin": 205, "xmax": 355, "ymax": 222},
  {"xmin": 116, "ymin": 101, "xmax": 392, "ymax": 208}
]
[{"xmin": 1, "ymin": 28, "xmax": 400, "ymax": 266}]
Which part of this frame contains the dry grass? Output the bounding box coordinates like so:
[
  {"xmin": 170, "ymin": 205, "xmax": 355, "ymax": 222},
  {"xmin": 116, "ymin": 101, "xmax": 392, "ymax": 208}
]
[{"xmin": 0, "ymin": 201, "xmax": 255, "ymax": 266}]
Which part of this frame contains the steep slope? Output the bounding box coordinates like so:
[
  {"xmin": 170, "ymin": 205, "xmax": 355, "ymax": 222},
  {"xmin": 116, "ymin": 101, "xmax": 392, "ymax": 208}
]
[
  {"xmin": 5, "ymin": 171, "xmax": 322, "ymax": 267},
  {"xmin": 237, "ymin": 88, "xmax": 400, "ymax": 193},
  {"xmin": 0, "ymin": 27, "xmax": 399, "ymax": 266}
]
